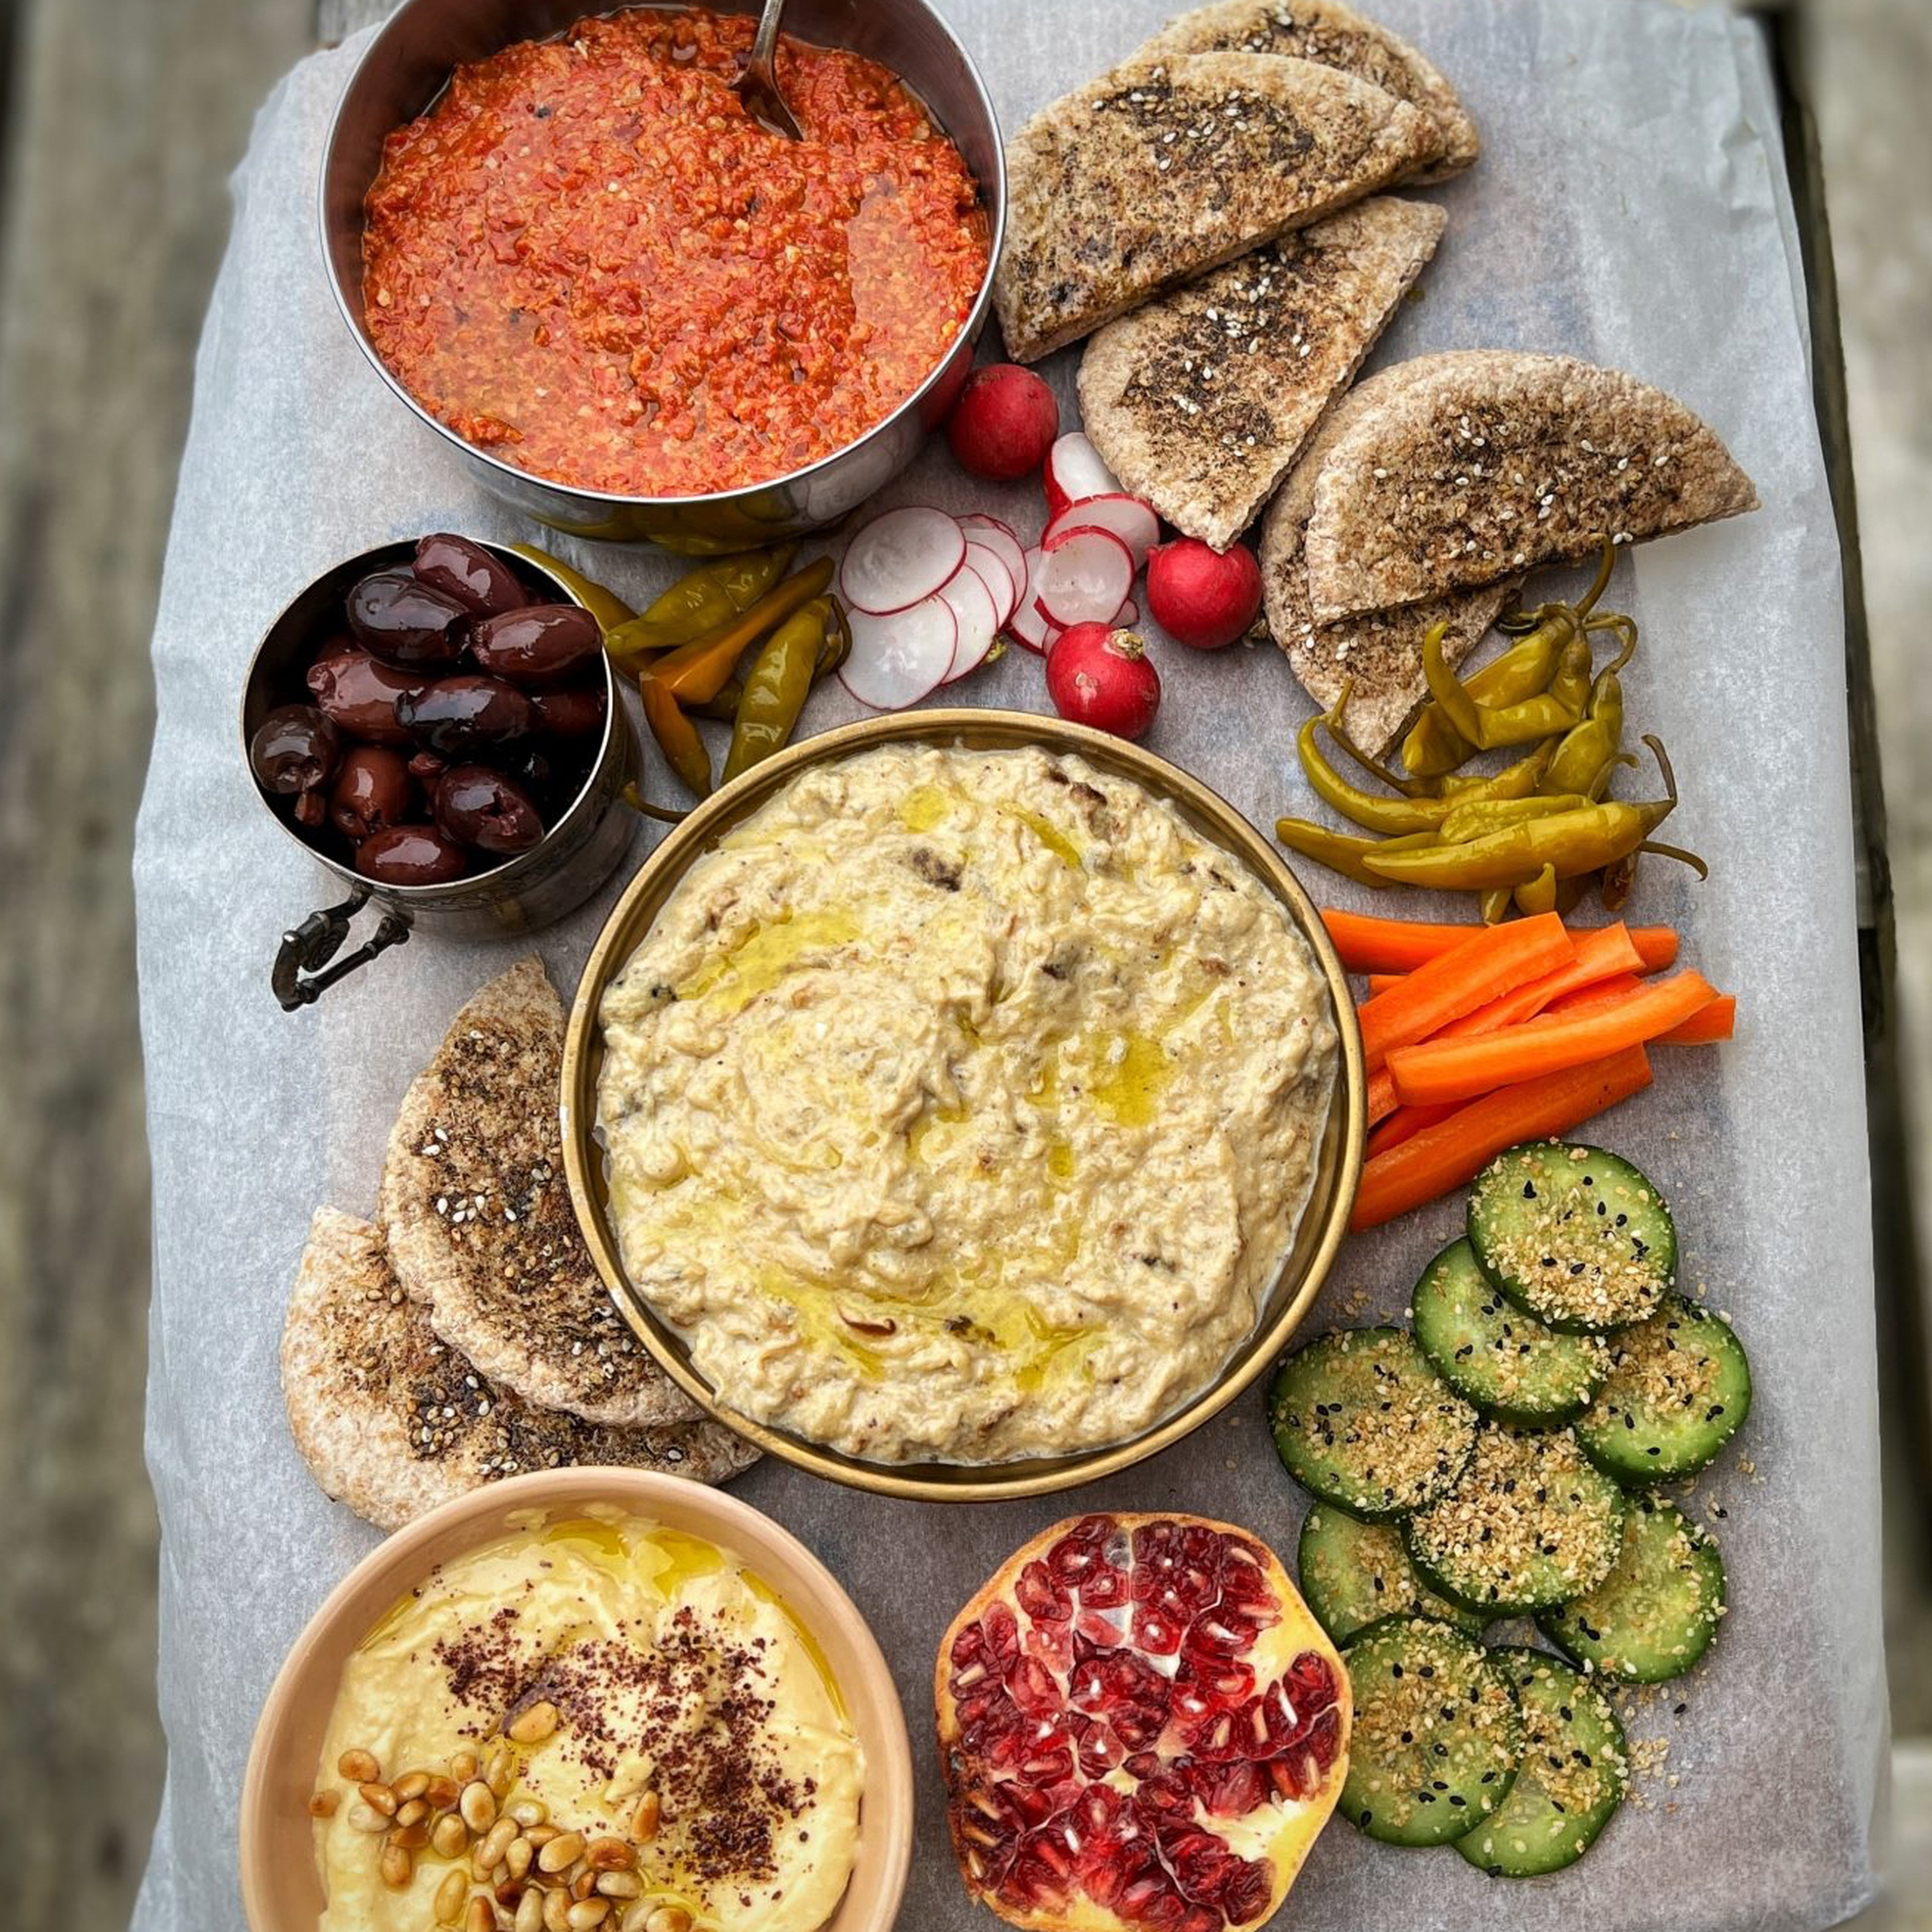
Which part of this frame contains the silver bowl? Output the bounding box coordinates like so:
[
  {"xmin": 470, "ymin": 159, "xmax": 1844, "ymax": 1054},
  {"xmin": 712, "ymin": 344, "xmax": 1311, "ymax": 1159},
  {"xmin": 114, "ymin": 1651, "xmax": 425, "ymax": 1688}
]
[{"xmin": 318, "ymin": 0, "xmax": 1006, "ymax": 551}]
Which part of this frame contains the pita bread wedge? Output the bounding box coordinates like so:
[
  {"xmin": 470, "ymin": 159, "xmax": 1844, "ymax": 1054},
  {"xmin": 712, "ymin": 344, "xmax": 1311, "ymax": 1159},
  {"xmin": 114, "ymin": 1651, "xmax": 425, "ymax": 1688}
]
[
  {"xmin": 1261, "ymin": 379, "xmax": 1513, "ymax": 753},
  {"xmin": 1077, "ymin": 196, "xmax": 1444, "ymax": 549},
  {"xmin": 994, "ymin": 53, "xmax": 1433, "ymax": 364},
  {"xmin": 1301, "ymin": 350, "xmax": 1760, "ymax": 623},
  {"xmin": 281, "ymin": 1208, "xmax": 755, "ymax": 1532},
  {"xmin": 381, "ymin": 957, "xmax": 695, "ymax": 1429},
  {"xmin": 1136, "ymin": 0, "xmax": 1479, "ymax": 182}
]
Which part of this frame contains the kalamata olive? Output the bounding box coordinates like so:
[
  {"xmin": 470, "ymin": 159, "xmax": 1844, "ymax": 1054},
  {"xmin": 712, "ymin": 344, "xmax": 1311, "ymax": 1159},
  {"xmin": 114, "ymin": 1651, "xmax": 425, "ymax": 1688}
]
[
  {"xmin": 354, "ymin": 825, "xmax": 470, "ymax": 886},
  {"xmin": 346, "ymin": 570, "xmax": 469, "ymax": 670},
  {"xmin": 397, "ymin": 675, "xmax": 533, "ymax": 758},
  {"xmin": 292, "ymin": 790, "xmax": 327, "ymax": 828},
  {"xmin": 529, "ymin": 683, "xmax": 609, "ymax": 738},
  {"xmin": 468, "ymin": 603, "xmax": 602, "ymax": 684},
  {"xmin": 407, "ymin": 749, "xmax": 447, "ymax": 783},
  {"xmin": 329, "ymin": 744, "xmax": 413, "ymax": 842},
  {"xmin": 306, "ymin": 648, "xmax": 427, "ymax": 746},
  {"xmin": 513, "ymin": 748, "xmax": 554, "ymax": 791},
  {"xmin": 249, "ymin": 703, "xmax": 340, "ymax": 794},
  {"xmin": 412, "ymin": 533, "xmax": 528, "ymax": 616},
  {"xmin": 435, "ymin": 765, "xmax": 547, "ymax": 855}
]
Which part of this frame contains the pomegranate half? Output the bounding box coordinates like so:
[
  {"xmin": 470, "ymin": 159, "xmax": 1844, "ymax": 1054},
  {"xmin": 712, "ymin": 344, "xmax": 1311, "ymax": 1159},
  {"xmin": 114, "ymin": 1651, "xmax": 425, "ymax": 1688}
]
[{"xmin": 935, "ymin": 1512, "xmax": 1351, "ymax": 1932}]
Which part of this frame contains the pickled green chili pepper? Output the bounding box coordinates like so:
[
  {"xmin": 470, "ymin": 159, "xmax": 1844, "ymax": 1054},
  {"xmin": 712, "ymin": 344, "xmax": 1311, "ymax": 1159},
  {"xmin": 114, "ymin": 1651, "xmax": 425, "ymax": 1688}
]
[
  {"xmin": 1479, "ymin": 885, "xmax": 1514, "ymax": 925},
  {"xmin": 816, "ymin": 596, "xmax": 852, "ymax": 677},
  {"xmin": 1546, "ymin": 645, "xmax": 1634, "ymax": 796},
  {"xmin": 620, "ymin": 781, "xmax": 687, "ymax": 826},
  {"xmin": 1272, "ymin": 820, "xmax": 1441, "ymax": 890},
  {"xmin": 693, "ymin": 679, "xmax": 745, "ymax": 722},
  {"xmin": 722, "ymin": 600, "xmax": 831, "ymax": 784},
  {"xmin": 1437, "ymin": 740, "xmax": 1558, "ymax": 799},
  {"xmin": 1436, "ymin": 791, "xmax": 1592, "ymax": 846},
  {"xmin": 507, "ymin": 542, "xmax": 637, "ymax": 633},
  {"xmin": 640, "ymin": 674, "xmax": 712, "ymax": 798},
  {"xmin": 1513, "ymin": 863, "xmax": 1559, "ymax": 916},
  {"xmin": 1423, "ymin": 625, "xmax": 1592, "ymax": 752},
  {"xmin": 604, "ymin": 543, "xmax": 799, "ymax": 661},
  {"xmin": 650, "ymin": 558, "xmax": 836, "ymax": 706}
]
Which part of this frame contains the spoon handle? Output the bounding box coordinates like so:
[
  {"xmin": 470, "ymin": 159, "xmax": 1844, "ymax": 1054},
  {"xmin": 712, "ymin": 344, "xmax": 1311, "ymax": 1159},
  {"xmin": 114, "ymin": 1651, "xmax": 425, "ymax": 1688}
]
[{"xmin": 748, "ymin": 0, "xmax": 786, "ymax": 75}]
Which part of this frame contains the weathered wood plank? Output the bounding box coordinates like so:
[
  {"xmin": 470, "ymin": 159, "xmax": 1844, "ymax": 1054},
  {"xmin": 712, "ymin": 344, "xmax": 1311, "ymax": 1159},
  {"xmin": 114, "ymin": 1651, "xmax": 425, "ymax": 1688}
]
[{"xmin": 0, "ymin": 0, "xmax": 310, "ymax": 1923}]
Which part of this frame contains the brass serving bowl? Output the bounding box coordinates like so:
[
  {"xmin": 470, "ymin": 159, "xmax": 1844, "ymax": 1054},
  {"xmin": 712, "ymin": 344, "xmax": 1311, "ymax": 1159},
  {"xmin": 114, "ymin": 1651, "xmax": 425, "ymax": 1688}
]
[{"xmin": 561, "ymin": 711, "xmax": 1366, "ymax": 1501}]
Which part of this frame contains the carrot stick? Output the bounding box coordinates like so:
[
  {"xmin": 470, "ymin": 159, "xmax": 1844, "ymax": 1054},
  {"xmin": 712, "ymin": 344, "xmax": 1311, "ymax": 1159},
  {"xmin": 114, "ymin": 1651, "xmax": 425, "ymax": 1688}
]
[
  {"xmin": 1436, "ymin": 923, "xmax": 1646, "ymax": 1038},
  {"xmin": 1367, "ymin": 1067, "xmax": 1400, "ymax": 1127},
  {"xmin": 1351, "ymin": 1046, "xmax": 1655, "ymax": 1231},
  {"xmin": 1357, "ymin": 913, "xmax": 1575, "ymax": 1072},
  {"xmin": 1322, "ymin": 908, "xmax": 1679, "ymax": 977},
  {"xmin": 1656, "ymin": 993, "xmax": 1737, "ymax": 1044},
  {"xmin": 1365, "ymin": 1102, "xmax": 1461, "ymax": 1159},
  {"xmin": 1387, "ymin": 971, "xmax": 1716, "ymax": 1108},
  {"xmin": 1547, "ymin": 973, "xmax": 1645, "ymax": 1013},
  {"xmin": 1366, "ymin": 973, "xmax": 1407, "ymax": 998}
]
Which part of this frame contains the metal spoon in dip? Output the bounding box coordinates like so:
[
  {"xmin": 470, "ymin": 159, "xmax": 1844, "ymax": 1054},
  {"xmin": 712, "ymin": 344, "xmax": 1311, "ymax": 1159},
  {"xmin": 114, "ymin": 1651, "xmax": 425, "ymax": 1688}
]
[{"xmin": 735, "ymin": 0, "xmax": 803, "ymax": 140}]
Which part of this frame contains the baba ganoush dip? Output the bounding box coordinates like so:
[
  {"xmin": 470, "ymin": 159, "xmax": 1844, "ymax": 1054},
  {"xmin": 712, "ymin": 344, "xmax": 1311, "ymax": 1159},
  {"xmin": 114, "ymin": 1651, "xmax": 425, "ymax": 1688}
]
[
  {"xmin": 597, "ymin": 744, "xmax": 1337, "ymax": 1464},
  {"xmin": 312, "ymin": 1512, "xmax": 862, "ymax": 1932}
]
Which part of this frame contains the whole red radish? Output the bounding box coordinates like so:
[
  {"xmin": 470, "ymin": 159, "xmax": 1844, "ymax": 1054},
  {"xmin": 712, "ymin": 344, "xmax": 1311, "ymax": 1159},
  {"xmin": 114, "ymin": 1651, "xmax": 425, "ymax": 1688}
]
[
  {"xmin": 1145, "ymin": 536, "xmax": 1263, "ymax": 650},
  {"xmin": 946, "ymin": 364, "xmax": 1060, "ymax": 482},
  {"xmin": 1045, "ymin": 623, "xmax": 1161, "ymax": 740}
]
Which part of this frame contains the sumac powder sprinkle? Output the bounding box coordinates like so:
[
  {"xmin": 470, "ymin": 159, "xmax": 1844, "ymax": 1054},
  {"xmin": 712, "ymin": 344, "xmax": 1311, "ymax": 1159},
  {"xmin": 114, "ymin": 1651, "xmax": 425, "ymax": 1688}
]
[{"xmin": 363, "ymin": 6, "xmax": 989, "ymax": 497}]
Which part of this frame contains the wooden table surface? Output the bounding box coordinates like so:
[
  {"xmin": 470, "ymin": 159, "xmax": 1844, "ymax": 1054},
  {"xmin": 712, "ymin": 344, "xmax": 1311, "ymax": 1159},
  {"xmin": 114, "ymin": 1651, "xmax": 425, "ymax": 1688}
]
[{"xmin": 0, "ymin": 3, "xmax": 1918, "ymax": 1929}]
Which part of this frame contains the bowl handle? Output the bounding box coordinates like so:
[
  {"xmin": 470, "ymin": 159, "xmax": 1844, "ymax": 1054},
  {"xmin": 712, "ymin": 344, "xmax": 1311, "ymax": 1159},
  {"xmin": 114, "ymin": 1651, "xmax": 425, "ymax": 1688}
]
[{"xmin": 272, "ymin": 886, "xmax": 411, "ymax": 1011}]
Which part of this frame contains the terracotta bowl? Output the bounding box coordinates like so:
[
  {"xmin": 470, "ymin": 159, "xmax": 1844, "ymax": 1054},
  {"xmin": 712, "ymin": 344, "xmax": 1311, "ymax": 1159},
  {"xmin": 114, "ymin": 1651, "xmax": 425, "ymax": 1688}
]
[{"xmin": 239, "ymin": 1469, "xmax": 913, "ymax": 1932}]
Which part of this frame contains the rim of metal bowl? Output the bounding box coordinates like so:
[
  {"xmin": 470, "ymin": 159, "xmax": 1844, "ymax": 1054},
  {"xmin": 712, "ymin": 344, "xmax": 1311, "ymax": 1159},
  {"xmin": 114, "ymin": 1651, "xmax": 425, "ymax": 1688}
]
[
  {"xmin": 560, "ymin": 710, "xmax": 1366, "ymax": 1502},
  {"xmin": 316, "ymin": 2, "xmax": 1008, "ymax": 515}
]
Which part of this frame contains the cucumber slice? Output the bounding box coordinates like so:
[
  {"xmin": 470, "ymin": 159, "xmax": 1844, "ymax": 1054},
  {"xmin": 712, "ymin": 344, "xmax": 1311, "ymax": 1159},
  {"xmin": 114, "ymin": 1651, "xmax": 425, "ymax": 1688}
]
[
  {"xmin": 1411, "ymin": 1238, "xmax": 1609, "ymax": 1425},
  {"xmin": 1267, "ymin": 1327, "xmax": 1478, "ymax": 1521},
  {"xmin": 1539, "ymin": 1496, "xmax": 1726, "ymax": 1683},
  {"xmin": 1574, "ymin": 1294, "xmax": 1752, "ymax": 1484},
  {"xmin": 1298, "ymin": 1504, "xmax": 1488, "ymax": 1644},
  {"xmin": 1406, "ymin": 1423, "xmax": 1627, "ymax": 1615},
  {"xmin": 1339, "ymin": 1615, "xmax": 1523, "ymax": 1845},
  {"xmin": 1469, "ymin": 1142, "xmax": 1676, "ymax": 1332},
  {"xmin": 1455, "ymin": 1649, "xmax": 1628, "ymax": 1876}
]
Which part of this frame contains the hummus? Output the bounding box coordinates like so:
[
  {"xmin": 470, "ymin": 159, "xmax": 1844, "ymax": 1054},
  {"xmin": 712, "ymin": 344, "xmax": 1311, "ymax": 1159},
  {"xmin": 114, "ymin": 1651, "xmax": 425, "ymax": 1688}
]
[
  {"xmin": 313, "ymin": 1510, "xmax": 863, "ymax": 1932},
  {"xmin": 597, "ymin": 744, "xmax": 1336, "ymax": 1464}
]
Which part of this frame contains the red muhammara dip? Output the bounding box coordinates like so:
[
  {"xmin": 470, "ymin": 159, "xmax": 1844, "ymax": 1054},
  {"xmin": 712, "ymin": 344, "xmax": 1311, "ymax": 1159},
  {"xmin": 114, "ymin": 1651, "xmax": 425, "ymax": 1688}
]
[{"xmin": 362, "ymin": 6, "xmax": 989, "ymax": 497}]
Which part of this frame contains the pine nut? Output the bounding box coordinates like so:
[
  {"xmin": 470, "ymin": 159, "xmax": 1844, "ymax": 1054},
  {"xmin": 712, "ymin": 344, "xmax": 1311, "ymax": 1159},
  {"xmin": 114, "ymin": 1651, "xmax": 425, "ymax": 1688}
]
[
  {"xmin": 524, "ymin": 1824, "xmax": 560, "ymax": 1847},
  {"xmin": 506, "ymin": 1836, "xmax": 534, "ymax": 1882},
  {"xmin": 619, "ymin": 1908, "xmax": 653, "ymax": 1932},
  {"xmin": 389, "ymin": 1819, "xmax": 432, "ymax": 1852},
  {"xmin": 433, "ymin": 1868, "xmax": 467, "ymax": 1925},
  {"xmin": 359, "ymin": 1781, "xmax": 398, "ymax": 1817},
  {"xmin": 347, "ymin": 1802, "xmax": 392, "ymax": 1834},
  {"xmin": 495, "ymin": 1876, "xmax": 525, "ymax": 1908},
  {"xmin": 538, "ymin": 1832, "xmax": 586, "ymax": 1874},
  {"xmin": 476, "ymin": 1818, "xmax": 518, "ymax": 1870},
  {"xmin": 308, "ymin": 1791, "xmax": 340, "ymax": 1820},
  {"xmin": 509, "ymin": 1800, "xmax": 548, "ymax": 1828},
  {"xmin": 450, "ymin": 1749, "xmax": 480, "ymax": 1783},
  {"xmin": 432, "ymin": 1815, "xmax": 470, "ymax": 1861},
  {"xmin": 571, "ymin": 1872, "xmax": 595, "ymax": 1901},
  {"xmin": 396, "ymin": 1798, "xmax": 431, "ymax": 1828},
  {"xmin": 567, "ymin": 1903, "xmax": 610, "ymax": 1930},
  {"xmin": 425, "ymin": 1775, "xmax": 463, "ymax": 1811},
  {"xmin": 486, "ymin": 1746, "xmax": 515, "ymax": 1797},
  {"xmin": 630, "ymin": 1794, "xmax": 660, "ymax": 1843},
  {"xmin": 507, "ymin": 1700, "xmax": 560, "ymax": 1746},
  {"xmin": 595, "ymin": 1874, "xmax": 641, "ymax": 1900},
  {"xmin": 515, "ymin": 1889, "xmax": 544, "ymax": 1932},
  {"xmin": 378, "ymin": 1842, "xmax": 413, "ymax": 1890},
  {"xmin": 465, "ymin": 1899, "xmax": 496, "ymax": 1932},
  {"xmin": 584, "ymin": 1839, "xmax": 634, "ymax": 1874},
  {"xmin": 338, "ymin": 1749, "xmax": 380, "ymax": 1783},
  {"xmin": 644, "ymin": 1910, "xmax": 690, "ymax": 1932},
  {"xmin": 543, "ymin": 1890, "xmax": 573, "ymax": 1932},
  {"xmin": 393, "ymin": 1771, "xmax": 432, "ymax": 1803},
  {"xmin": 461, "ymin": 1781, "xmax": 499, "ymax": 1833}
]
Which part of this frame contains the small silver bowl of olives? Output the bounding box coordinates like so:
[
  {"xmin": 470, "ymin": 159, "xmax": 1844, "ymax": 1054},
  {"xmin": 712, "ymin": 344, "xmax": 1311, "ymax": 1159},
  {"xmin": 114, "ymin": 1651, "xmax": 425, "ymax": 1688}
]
[{"xmin": 241, "ymin": 533, "xmax": 637, "ymax": 1009}]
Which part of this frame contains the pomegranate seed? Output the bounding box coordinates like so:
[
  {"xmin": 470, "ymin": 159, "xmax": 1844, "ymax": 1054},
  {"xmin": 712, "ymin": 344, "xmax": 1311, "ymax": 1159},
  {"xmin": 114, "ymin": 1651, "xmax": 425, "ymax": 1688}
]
[
  {"xmin": 1133, "ymin": 1604, "xmax": 1183, "ymax": 1655},
  {"xmin": 1009, "ymin": 1655, "xmax": 1060, "ymax": 1715},
  {"xmin": 1016, "ymin": 1559, "xmax": 1071, "ymax": 1621},
  {"xmin": 1080, "ymin": 1562, "xmax": 1130, "ymax": 1608}
]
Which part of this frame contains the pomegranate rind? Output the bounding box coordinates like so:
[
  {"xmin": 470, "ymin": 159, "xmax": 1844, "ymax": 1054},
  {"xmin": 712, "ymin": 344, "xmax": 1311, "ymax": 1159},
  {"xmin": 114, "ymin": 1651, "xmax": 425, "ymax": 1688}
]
[{"xmin": 935, "ymin": 1511, "xmax": 1351, "ymax": 1932}]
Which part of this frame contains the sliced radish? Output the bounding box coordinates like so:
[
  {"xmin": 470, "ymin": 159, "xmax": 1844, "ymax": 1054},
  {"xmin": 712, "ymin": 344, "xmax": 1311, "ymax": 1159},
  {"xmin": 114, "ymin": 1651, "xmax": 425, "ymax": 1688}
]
[
  {"xmin": 1043, "ymin": 432, "xmax": 1123, "ymax": 518},
  {"xmin": 963, "ymin": 540, "xmax": 1019, "ymax": 628},
  {"xmin": 839, "ymin": 506, "xmax": 967, "ymax": 616},
  {"xmin": 1007, "ymin": 547, "xmax": 1052, "ymax": 653},
  {"xmin": 1034, "ymin": 526, "xmax": 1135, "ymax": 628},
  {"xmin": 958, "ymin": 514, "xmax": 1027, "ymax": 595},
  {"xmin": 838, "ymin": 596, "xmax": 957, "ymax": 710},
  {"xmin": 938, "ymin": 567, "xmax": 1002, "ymax": 684},
  {"xmin": 1043, "ymin": 493, "xmax": 1160, "ymax": 571}
]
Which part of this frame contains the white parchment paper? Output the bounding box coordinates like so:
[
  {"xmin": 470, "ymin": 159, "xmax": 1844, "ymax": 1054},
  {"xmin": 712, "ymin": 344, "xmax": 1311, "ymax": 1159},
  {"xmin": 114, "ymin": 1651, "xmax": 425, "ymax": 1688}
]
[{"xmin": 131, "ymin": 1, "xmax": 1885, "ymax": 1926}]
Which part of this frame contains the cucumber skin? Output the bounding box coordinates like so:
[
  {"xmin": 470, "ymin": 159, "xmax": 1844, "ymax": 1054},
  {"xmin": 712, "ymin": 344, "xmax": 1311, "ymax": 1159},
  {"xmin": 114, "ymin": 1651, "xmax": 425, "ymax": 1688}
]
[
  {"xmin": 1469, "ymin": 1142, "xmax": 1678, "ymax": 1336},
  {"xmin": 1298, "ymin": 1503, "xmax": 1487, "ymax": 1644},
  {"xmin": 1538, "ymin": 1501, "xmax": 1728, "ymax": 1684},
  {"xmin": 1574, "ymin": 1297, "xmax": 1753, "ymax": 1486},
  {"xmin": 1411, "ymin": 1237, "xmax": 1607, "ymax": 1426},
  {"xmin": 1455, "ymin": 1647, "xmax": 1628, "ymax": 1878},
  {"xmin": 1339, "ymin": 1616, "xmax": 1524, "ymax": 1848}
]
